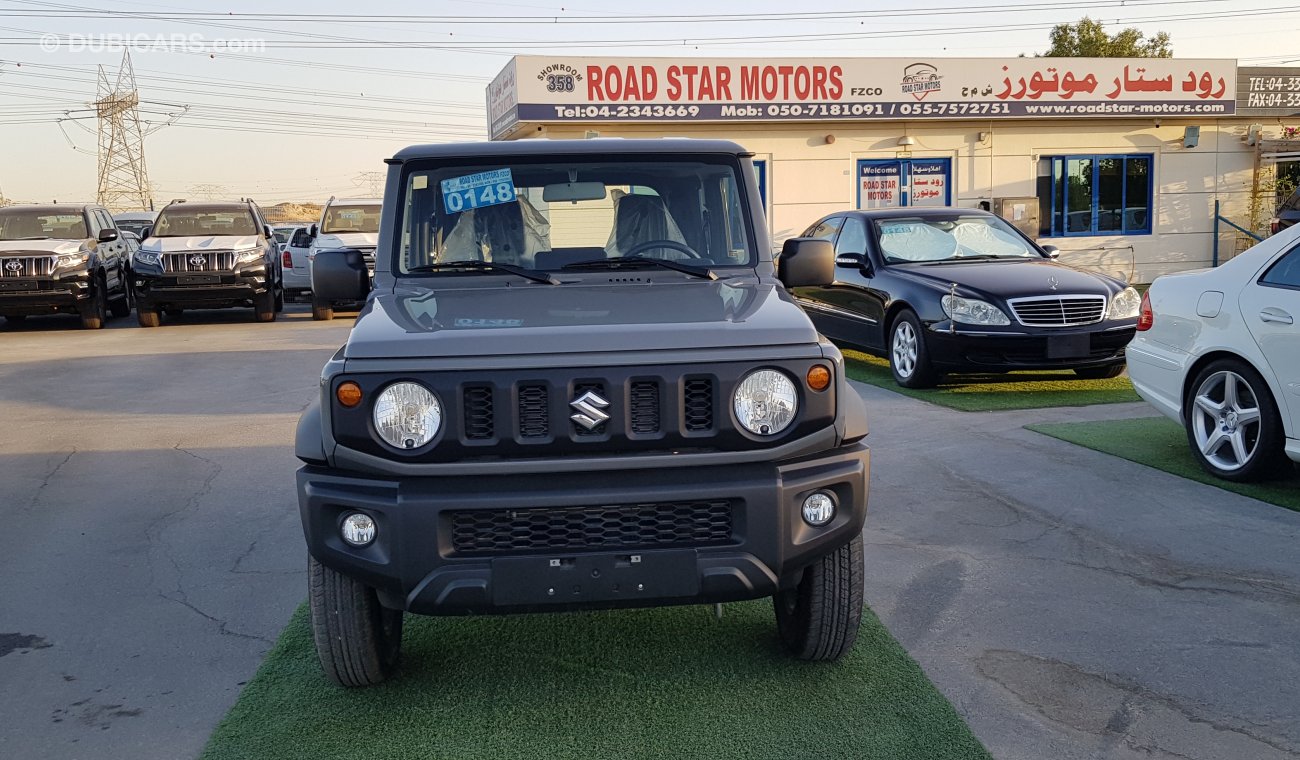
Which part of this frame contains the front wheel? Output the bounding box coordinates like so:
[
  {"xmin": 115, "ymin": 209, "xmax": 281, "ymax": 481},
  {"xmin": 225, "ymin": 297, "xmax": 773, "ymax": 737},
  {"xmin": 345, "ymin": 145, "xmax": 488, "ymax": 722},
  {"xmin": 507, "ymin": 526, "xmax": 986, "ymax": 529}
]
[
  {"xmin": 254, "ymin": 289, "xmax": 277, "ymax": 322},
  {"xmin": 773, "ymin": 534, "xmax": 864, "ymax": 662},
  {"xmin": 1184, "ymin": 360, "xmax": 1288, "ymax": 482},
  {"xmin": 137, "ymin": 304, "xmax": 161, "ymax": 328},
  {"xmin": 309, "ymin": 557, "xmax": 403, "ymax": 687},
  {"xmin": 889, "ymin": 310, "xmax": 940, "ymax": 388},
  {"xmin": 79, "ymin": 279, "xmax": 107, "ymax": 329},
  {"xmin": 312, "ymin": 298, "xmax": 334, "ymax": 321},
  {"xmin": 1074, "ymin": 364, "xmax": 1125, "ymax": 380},
  {"xmin": 109, "ymin": 281, "xmax": 131, "ymax": 318}
]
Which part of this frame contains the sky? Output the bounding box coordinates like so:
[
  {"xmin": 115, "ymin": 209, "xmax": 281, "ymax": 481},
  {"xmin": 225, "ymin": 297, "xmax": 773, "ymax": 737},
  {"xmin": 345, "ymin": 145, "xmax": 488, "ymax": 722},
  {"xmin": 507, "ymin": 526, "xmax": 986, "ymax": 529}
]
[{"xmin": 0, "ymin": 0, "xmax": 1297, "ymax": 205}]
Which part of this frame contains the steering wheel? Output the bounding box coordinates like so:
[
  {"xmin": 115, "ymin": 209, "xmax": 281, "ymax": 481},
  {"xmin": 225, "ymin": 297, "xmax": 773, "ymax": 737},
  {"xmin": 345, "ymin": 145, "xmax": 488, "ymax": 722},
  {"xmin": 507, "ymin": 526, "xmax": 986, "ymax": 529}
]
[{"xmin": 622, "ymin": 239, "xmax": 703, "ymax": 260}]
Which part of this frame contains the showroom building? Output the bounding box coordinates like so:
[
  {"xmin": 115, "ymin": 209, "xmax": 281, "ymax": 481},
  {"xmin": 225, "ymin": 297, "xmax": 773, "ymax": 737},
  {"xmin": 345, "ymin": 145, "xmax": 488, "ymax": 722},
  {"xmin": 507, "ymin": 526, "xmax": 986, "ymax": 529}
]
[{"xmin": 487, "ymin": 56, "xmax": 1300, "ymax": 283}]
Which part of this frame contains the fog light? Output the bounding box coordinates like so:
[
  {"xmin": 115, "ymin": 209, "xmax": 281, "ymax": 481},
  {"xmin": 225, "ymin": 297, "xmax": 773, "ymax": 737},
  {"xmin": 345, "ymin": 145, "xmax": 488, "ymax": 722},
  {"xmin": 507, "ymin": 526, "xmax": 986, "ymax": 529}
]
[
  {"xmin": 340, "ymin": 512, "xmax": 376, "ymax": 546},
  {"xmin": 801, "ymin": 492, "xmax": 836, "ymax": 526}
]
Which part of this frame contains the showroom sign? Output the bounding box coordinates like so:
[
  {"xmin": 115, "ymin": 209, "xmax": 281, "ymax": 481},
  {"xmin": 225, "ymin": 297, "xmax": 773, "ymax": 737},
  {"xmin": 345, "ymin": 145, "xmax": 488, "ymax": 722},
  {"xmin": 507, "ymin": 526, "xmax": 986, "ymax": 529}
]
[{"xmin": 488, "ymin": 56, "xmax": 1237, "ymax": 137}]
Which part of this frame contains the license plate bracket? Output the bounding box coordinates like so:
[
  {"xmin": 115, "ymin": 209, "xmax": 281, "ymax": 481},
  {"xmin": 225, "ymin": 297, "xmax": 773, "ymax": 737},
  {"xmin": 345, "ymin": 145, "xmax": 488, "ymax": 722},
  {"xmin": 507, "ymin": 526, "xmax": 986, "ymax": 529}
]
[
  {"xmin": 176, "ymin": 275, "xmax": 220, "ymax": 285},
  {"xmin": 1046, "ymin": 333, "xmax": 1090, "ymax": 359},
  {"xmin": 0, "ymin": 279, "xmax": 38, "ymax": 291},
  {"xmin": 492, "ymin": 549, "xmax": 699, "ymax": 606}
]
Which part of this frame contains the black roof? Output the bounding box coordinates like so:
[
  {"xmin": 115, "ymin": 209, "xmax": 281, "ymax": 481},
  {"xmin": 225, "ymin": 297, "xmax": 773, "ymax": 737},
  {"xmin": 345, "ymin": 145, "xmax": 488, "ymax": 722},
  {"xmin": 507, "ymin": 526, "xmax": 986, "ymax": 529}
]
[
  {"xmin": 159, "ymin": 201, "xmax": 253, "ymax": 213},
  {"xmin": 844, "ymin": 207, "xmax": 999, "ymax": 220},
  {"xmin": 0, "ymin": 204, "xmax": 93, "ymax": 215},
  {"xmin": 388, "ymin": 138, "xmax": 752, "ymax": 163}
]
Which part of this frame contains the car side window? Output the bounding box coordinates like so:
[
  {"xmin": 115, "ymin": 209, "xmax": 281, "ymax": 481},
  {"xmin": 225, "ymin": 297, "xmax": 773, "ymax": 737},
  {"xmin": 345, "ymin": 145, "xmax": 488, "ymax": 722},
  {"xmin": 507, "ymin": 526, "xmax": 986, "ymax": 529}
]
[
  {"xmin": 805, "ymin": 217, "xmax": 843, "ymax": 241},
  {"xmin": 1260, "ymin": 245, "xmax": 1300, "ymax": 289},
  {"xmin": 85, "ymin": 210, "xmax": 102, "ymax": 236},
  {"xmin": 291, "ymin": 229, "xmax": 313, "ymax": 247},
  {"xmin": 835, "ymin": 218, "xmax": 868, "ymax": 255},
  {"xmin": 97, "ymin": 210, "xmax": 115, "ymax": 233}
]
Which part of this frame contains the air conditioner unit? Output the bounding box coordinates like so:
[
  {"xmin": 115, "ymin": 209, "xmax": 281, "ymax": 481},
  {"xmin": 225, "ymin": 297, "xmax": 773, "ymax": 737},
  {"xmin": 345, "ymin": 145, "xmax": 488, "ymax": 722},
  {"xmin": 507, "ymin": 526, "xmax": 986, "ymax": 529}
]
[{"xmin": 993, "ymin": 197, "xmax": 1040, "ymax": 238}]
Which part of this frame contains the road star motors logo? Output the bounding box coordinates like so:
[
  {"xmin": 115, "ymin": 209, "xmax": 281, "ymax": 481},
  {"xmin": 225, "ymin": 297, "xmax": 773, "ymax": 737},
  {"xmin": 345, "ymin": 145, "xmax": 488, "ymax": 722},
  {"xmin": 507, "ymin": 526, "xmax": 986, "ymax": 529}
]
[
  {"xmin": 569, "ymin": 389, "xmax": 610, "ymax": 432},
  {"xmin": 901, "ymin": 62, "xmax": 942, "ymax": 101},
  {"xmin": 188, "ymin": 254, "xmax": 207, "ymax": 267},
  {"xmin": 4, "ymin": 259, "xmax": 22, "ymax": 272}
]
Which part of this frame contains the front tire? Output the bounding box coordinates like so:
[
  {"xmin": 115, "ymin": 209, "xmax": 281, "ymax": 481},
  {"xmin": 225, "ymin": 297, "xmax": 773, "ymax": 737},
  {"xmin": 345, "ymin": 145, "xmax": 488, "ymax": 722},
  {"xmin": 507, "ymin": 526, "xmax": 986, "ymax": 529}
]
[
  {"xmin": 309, "ymin": 557, "xmax": 403, "ymax": 687},
  {"xmin": 774, "ymin": 534, "xmax": 864, "ymax": 662},
  {"xmin": 1074, "ymin": 363, "xmax": 1125, "ymax": 380},
  {"xmin": 312, "ymin": 298, "xmax": 334, "ymax": 321},
  {"xmin": 254, "ymin": 289, "xmax": 277, "ymax": 322},
  {"xmin": 889, "ymin": 310, "xmax": 940, "ymax": 388},
  {"xmin": 79, "ymin": 279, "xmax": 107, "ymax": 329},
  {"xmin": 137, "ymin": 305, "xmax": 161, "ymax": 328},
  {"xmin": 1184, "ymin": 359, "xmax": 1288, "ymax": 482}
]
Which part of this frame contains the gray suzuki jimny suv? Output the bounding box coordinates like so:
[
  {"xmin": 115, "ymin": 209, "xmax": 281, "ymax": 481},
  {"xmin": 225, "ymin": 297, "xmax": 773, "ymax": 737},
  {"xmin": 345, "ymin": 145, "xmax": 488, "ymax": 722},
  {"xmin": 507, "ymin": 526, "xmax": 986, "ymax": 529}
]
[{"xmin": 296, "ymin": 139, "xmax": 870, "ymax": 686}]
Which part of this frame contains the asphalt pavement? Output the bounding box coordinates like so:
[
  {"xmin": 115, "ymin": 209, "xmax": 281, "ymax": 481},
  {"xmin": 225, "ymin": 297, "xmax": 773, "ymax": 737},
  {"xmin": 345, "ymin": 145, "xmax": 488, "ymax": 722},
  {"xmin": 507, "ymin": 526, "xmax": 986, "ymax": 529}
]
[{"xmin": 0, "ymin": 306, "xmax": 1296, "ymax": 759}]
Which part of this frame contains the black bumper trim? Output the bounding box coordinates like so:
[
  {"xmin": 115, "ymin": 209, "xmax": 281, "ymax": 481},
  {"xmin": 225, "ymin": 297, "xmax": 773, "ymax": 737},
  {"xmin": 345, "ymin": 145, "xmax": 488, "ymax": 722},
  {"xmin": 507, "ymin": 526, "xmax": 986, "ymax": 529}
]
[{"xmin": 298, "ymin": 441, "xmax": 869, "ymax": 615}]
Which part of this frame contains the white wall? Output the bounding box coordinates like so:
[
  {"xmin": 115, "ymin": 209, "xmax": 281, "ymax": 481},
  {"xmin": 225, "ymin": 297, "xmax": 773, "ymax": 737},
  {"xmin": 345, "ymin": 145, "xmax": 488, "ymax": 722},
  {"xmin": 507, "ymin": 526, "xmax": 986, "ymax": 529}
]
[{"xmin": 533, "ymin": 118, "xmax": 1279, "ymax": 284}]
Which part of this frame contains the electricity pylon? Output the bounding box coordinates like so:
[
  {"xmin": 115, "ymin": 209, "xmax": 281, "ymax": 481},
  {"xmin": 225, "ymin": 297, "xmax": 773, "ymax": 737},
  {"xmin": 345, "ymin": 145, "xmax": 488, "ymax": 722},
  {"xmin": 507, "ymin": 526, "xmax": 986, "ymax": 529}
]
[{"xmin": 94, "ymin": 51, "xmax": 152, "ymax": 212}]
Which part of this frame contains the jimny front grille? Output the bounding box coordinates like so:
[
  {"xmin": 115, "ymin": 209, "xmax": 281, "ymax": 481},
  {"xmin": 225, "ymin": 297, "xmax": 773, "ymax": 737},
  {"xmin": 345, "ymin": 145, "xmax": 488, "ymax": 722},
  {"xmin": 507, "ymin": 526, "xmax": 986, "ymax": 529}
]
[{"xmin": 448, "ymin": 500, "xmax": 735, "ymax": 555}]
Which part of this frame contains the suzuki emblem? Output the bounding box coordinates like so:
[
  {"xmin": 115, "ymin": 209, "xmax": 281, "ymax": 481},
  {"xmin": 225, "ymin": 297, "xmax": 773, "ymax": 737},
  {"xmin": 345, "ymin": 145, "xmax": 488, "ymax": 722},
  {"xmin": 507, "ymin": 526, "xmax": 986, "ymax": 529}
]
[
  {"xmin": 3, "ymin": 259, "xmax": 22, "ymax": 272},
  {"xmin": 570, "ymin": 390, "xmax": 611, "ymax": 432},
  {"xmin": 189, "ymin": 254, "xmax": 207, "ymax": 267},
  {"xmin": 1048, "ymin": 276, "xmax": 1059, "ymax": 291}
]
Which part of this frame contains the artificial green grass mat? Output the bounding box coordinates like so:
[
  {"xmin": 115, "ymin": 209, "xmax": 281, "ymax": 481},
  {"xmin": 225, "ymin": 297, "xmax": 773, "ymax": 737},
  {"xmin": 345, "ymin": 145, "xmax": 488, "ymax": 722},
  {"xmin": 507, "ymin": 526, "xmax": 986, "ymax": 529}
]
[
  {"xmin": 201, "ymin": 601, "xmax": 991, "ymax": 760},
  {"xmin": 843, "ymin": 349, "xmax": 1140, "ymax": 412},
  {"xmin": 1028, "ymin": 416, "xmax": 1300, "ymax": 512}
]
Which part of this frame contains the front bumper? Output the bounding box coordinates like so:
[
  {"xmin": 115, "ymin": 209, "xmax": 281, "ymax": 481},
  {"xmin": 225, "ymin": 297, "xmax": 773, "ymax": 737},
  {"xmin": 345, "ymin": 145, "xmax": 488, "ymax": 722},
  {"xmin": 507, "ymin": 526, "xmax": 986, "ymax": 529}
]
[
  {"xmin": 134, "ymin": 265, "xmax": 270, "ymax": 309},
  {"xmin": 0, "ymin": 272, "xmax": 91, "ymax": 315},
  {"xmin": 925, "ymin": 321, "xmax": 1136, "ymax": 371},
  {"xmin": 298, "ymin": 441, "xmax": 869, "ymax": 615}
]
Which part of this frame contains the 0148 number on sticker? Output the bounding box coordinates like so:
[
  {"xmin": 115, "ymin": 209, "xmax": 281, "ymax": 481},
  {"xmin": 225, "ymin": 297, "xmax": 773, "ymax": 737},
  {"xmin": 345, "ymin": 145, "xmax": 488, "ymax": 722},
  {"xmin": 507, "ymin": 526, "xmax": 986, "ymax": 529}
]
[{"xmin": 440, "ymin": 168, "xmax": 518, "ymax": 213}]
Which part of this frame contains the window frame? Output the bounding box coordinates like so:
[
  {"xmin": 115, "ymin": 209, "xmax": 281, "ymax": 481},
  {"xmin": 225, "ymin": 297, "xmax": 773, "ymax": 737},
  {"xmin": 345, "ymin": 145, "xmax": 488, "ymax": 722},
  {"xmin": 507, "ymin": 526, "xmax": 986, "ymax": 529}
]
[
  {"xmin": 1258, "ymin": 242, "xmax": 1300, "ymax": 292},
  {"xmin": 1043, "ymin": 153, "xmax": 1154, "ymax": 238}
]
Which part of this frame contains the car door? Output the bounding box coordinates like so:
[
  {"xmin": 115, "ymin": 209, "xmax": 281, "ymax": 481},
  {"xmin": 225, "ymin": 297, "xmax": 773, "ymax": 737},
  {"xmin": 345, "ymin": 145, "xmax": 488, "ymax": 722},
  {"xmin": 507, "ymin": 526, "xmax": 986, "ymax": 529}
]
[
  {"xmin": 1239, "ymin": 242, "xmax": 1300, "ymax": 434},
  {"xmin": 821, "ymin": 216, "xmax": 890, "ymax": 350},
  {"xmin": 95, "ymin": 210, "xmax": 126, "ymax": 291},
  {"xmin": 787, "ymin": 217, "xmax": 846, "ymax": 340}
]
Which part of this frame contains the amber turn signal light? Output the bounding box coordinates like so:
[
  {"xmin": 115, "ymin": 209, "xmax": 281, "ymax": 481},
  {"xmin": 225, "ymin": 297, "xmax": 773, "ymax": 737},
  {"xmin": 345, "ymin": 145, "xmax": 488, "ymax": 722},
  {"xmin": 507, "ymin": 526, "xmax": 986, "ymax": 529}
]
[
  {"xmin": 336, "ymin": 381, "xmax": 363, "ymax": 408},
  {"xmin": 806, "ymin": 365, "xmax": 831, "ymax": 392}
]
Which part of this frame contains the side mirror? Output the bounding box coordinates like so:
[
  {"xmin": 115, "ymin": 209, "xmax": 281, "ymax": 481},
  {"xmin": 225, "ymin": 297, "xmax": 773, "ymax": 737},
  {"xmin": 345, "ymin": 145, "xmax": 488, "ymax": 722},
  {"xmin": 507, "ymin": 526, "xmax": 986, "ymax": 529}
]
[
  {"xmin": 263, "ymin": 224, "xmax": 273, "ymax": 240},
  {"xmin": 309, "ymin": 224, "xmax": 319, "ymax": 237},
  {"xmin": 835, "ymin": 252, "xmax": 873, "ymax": 275},
  {"xmin": 97, "ymin": 228, "xmax": 119, "ymax": 243},
  {"xmin": 777, "ymin": 238, "xmax": 835, "ymax": 288},
  {"xmin": 139, "ymin": 226, "xmax": 151, "ymax": 240},
  {"xmin": 1042, "ymin": 244, "xmax": 1061, "ymax": 259},
  {"xmin": 311, "ymin": 247, "xmax": 369, "ymax": 301}
]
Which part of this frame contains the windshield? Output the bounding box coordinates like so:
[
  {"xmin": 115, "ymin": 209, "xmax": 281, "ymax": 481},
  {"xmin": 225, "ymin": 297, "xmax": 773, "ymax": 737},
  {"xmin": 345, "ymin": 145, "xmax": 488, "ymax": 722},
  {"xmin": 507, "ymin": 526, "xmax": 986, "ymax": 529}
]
[
  {"xmin": 396, "ymin": 157, "xmax": 754, "ymax": 274},
  {"xmin": 0, "ymin": 209, "xmax": 88, "ymax": 240},
  {"xmin": 153, "ymin": 208, "xmax": 258, "ymax": 238},
  {"xmin": 874, "ymin": 215, "xmax": 1041, "ymax": 263},
  {"xmin": 115, "ymin": 220, "xmax": 151, "ymax": 235},
  {"xmin": 272, "ymin": 227, "xmax": 297, "ymax": 244},
  {"xmin": 322, "ymin": 205, "xmax": 380, "ymax": 234}
]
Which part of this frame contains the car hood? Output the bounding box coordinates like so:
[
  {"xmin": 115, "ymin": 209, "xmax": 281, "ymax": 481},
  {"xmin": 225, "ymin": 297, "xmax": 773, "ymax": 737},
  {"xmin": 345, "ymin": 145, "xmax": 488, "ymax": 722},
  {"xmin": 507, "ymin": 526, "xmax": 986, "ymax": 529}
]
[
  {"xmin": 315, "ymin": 232, "xmax": 378, "ymax": 250},
  {"xmin": 891, "ymin": 259, "xmax": 1122, "ymax": 300},
  {"xmin": 143, "ymin": 235, "xmax": 261, "ymax": 253},
  {"xmin": 344, "ymin": 278, "xmax": 817, "ymax": 359},
  {"xmin": 0, "ymin": 239, "xmax": 87, "ymax": 255}
]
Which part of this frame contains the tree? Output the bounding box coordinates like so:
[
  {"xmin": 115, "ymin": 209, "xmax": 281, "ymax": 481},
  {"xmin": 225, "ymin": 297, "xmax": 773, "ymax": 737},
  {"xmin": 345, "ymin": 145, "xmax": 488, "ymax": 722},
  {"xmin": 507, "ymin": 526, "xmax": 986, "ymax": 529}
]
[{"xmin": 1042, "ymin": 17, "xmax": 1172, "ymax": 58}]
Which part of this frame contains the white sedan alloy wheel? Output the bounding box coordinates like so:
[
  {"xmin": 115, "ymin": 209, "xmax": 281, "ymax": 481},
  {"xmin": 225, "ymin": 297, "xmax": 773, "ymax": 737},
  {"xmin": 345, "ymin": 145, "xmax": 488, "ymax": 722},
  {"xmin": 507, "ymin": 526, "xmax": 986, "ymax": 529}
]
[{"xmin": 1189, "ymin": 370, "xmax": 1263, "ymax": 472}]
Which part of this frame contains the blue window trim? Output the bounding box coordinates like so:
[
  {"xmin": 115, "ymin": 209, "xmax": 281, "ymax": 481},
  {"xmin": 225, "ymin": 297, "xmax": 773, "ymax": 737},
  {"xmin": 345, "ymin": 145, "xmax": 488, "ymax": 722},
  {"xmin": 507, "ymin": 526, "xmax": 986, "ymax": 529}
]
[
  {"xmin": 1045, "ymin": 153, "xmax": 1153, "ymax": 238},
  {"xmin": 855, "ymin": 158, "xmax": 952, "ymax": 209}
]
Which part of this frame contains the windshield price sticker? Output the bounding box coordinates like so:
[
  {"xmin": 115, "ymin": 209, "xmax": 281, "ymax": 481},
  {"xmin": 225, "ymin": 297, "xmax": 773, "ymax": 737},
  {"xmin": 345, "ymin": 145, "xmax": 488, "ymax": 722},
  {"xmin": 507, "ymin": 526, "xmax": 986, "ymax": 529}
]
[{"xmin": 440, "ymin": 169, "xmax": 518, "ymax": 213}]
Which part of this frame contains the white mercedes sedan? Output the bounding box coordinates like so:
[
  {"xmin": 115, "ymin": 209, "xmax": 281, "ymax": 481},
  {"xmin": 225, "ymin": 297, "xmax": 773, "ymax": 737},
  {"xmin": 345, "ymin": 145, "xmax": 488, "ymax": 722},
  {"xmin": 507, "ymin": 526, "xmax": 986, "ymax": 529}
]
[{"xmin": 1127, "ymin": 226, "xmax": 1300, "ymax": 482}]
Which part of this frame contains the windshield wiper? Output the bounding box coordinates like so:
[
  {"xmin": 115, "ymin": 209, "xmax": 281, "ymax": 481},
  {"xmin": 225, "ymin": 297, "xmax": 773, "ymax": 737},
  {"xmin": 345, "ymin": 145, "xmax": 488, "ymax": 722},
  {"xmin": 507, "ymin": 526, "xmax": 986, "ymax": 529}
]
[
  {"xmin": 15, "ymin": 236, "xmax": 51, "ymax": 240},
  {"xmin": 921, "ymin": 255, "xmax": 1007, "ymax": 265},
  {"xmin": 407, "ymin": 260, "xmax": 559, "ymax": 285},
  {"xmin": 561, "ymin": 256, "xmax": 718, "ymax": 280}
]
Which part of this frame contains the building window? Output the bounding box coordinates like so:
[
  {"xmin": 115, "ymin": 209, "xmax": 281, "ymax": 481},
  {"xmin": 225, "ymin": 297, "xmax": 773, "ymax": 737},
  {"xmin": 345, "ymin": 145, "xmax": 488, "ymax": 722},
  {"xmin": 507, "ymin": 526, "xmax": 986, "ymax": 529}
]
[{"xmin": 1039, "ymin": 154, "xmax": 1153, "ymax": 237}]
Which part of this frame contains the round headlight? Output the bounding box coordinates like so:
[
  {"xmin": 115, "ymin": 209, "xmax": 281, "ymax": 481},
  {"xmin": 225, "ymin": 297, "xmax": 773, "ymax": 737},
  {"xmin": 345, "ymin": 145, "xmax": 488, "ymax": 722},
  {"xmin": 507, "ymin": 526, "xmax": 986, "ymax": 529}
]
[
  {"xmin": 373, "ymin": 381, "xmax": 442, "ymax": 449},
  {"xmin": 733, "ymin": 370, "xmax": 798, "ymax": 436}
]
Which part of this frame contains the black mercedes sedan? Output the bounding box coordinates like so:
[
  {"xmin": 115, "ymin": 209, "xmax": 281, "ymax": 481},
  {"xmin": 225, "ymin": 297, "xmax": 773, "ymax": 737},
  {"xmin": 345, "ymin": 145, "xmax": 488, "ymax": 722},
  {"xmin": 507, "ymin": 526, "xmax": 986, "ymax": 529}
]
[{"xmin": 785, "ymin": 208, "xmax": 1140, "ymax": 388}]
